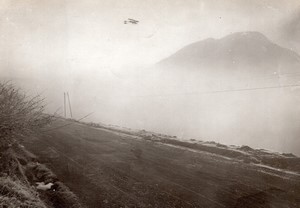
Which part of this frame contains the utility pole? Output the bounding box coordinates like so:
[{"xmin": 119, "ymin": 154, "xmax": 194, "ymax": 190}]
[
  {"xmin": 64, "ymin": 92, "xmax": 66, "ymax": 118},
  {"xmin": 67, "ymin": 92, "xmax": 73, "ymax": 118}
]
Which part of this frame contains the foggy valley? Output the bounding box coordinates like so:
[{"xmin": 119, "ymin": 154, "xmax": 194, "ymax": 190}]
[{"xmin": 4, "ymin": 31, "xmax": 300, "ymax": 155}]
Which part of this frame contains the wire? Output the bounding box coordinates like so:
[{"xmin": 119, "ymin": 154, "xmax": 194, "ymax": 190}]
[
  {"xmin": 133, "ymin": 83, "xmax": 300, "ymax": 98},
  {"xmin": 41, "ymin": 112, "xmax": 94, "ymax": 132},
  {"xmin": 131, "ymin": 71, "xmax": 300, "ymax": 90}
]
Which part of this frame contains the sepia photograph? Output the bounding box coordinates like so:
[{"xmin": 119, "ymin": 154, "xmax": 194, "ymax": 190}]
[{"xmin": 1, "ymin": 0, "xmax": 300, "ymax": 207}]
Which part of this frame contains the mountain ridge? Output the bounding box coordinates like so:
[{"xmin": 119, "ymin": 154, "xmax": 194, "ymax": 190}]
[{"xmin": 157, "ymin": 31, "xmax": 300, "ymax": 76}]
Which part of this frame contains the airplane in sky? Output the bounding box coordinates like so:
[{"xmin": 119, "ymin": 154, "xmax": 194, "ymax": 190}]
[{"xmin": 124, "ymin": 18, "xmax": 139, "ymax": 24}]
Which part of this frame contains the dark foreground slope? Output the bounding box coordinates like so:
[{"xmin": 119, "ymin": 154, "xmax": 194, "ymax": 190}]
[
  {"xmin": 22, "ymin": 119, "xmax": 300, "ymax": 208},
  {"xmin": 0, "ymin": 142, "xmax": 84, "ymax": 208}
]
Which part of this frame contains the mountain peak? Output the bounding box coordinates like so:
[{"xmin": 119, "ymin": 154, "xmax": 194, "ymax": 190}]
[{"xmin": 158, "ymin": 31, "xmax": 300, "ymax": 75}]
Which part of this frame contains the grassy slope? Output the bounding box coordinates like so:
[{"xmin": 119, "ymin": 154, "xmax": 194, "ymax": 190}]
[
  {"xmin": 155, "ymin": 138, "xmax": 300, "ymax": 173},
  {"xmin": 22, "ymin": 118, "xmax": 300, "ymax": 208},
  {"xmin": 85, "ymin": 120, "xmax": 300, "ymax": 173},
  {"xmin": 0, "ymin": 141, "xmax": 84, "ymax": 208}
]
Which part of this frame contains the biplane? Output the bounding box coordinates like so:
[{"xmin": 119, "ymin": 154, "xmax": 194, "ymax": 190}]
[{"xmin": 124, "ymin": 18, "xmax": 139, "ymax": 24}]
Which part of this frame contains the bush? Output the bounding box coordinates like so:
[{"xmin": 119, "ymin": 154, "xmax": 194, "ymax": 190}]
[{"xmin": 0, "ymin": 81, "xmax": 52, "ymax": 149}]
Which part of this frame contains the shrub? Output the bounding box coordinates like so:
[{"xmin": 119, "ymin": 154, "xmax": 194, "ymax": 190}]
[{"xmin": 0, "ymin": 81, "xmax": 52, "ymax": 149}]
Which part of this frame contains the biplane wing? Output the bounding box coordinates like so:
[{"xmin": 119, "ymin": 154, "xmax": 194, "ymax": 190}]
[
  {"xmin": 124, "ymin": 18, "xmax": 139, "ymax": 25},
  {"xmin": 128, "ymin": 18, "xmax": 139, "ymax": 24}
]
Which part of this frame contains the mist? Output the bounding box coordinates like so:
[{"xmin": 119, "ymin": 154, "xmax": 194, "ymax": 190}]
[{"xmin": 1, "ymin": 0, "xmax": 300, "ymax": 155}]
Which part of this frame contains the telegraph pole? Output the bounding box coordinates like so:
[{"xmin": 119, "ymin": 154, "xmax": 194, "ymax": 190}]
[
  {"xmin": 64, "ymin": 92, "xmax": 66, "ymax": 118},
  {"xmin": 67, "ymin": 92, "xmax": 73, "ymax": 118}
]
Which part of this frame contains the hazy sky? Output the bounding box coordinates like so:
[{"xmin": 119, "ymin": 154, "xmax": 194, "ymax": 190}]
[{"xmin": 1, "ymin": 0, "xmax": 300, "ymax": 75}]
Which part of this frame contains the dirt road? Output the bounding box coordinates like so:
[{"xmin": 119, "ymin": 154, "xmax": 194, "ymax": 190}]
[{"xmin": 22, "ymin": 119, "xmax": 300, "ymax": 208}]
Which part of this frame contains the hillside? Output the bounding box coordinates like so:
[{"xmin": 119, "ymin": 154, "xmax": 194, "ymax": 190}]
[
  {"xmin": 158, "ymin": 31, "xmax": 300, "ymax": 76},
  {"xmin": 84, "ymin": 121, "xmax": 300, "ymax": 173},
  {"xmin": 0, "ymin": 142, "xmax": 84, "ymax": 208},
  {"xmin": 0, "ymin": 82, "xmax": 84, "ymax": 208},
  {"xmin": 21, "ymin": 118, "xmax": 300, "ymax": 208}
]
